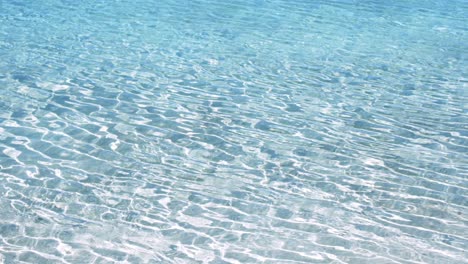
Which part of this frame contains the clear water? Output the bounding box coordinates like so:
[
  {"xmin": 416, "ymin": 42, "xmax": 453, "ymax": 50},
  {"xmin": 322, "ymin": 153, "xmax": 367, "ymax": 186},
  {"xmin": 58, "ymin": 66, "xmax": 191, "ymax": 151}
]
[{"xmin": 0, "ymin": 0, "xmax": 467, "ymax": 263}]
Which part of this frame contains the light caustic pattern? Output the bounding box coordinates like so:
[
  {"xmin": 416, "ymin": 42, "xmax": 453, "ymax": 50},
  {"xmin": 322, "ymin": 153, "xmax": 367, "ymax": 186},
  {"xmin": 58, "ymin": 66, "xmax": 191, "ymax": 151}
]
[{"xmin": 0, "ymin": 0, "xmax": 467, "ymax": 263}]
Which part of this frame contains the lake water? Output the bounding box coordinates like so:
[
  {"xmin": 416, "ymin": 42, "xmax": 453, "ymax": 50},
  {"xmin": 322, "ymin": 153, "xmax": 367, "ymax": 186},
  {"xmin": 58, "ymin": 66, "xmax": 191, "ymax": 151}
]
[{"xmin": 0, "ymin": 0, "xmax": 467, "ymax": 263}]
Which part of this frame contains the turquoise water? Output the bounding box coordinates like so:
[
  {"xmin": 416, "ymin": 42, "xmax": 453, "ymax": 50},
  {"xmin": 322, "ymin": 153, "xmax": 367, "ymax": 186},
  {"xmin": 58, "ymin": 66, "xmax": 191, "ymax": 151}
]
[{"xmin": 0, "ymin": 0, "xmax": 467, "ymax": 263}]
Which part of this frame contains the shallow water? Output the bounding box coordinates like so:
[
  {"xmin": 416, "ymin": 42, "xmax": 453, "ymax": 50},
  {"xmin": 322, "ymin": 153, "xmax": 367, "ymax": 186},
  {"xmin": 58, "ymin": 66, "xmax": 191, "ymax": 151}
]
[{"xmin": 0, "ymin": 0, "xmax": 467, "ymax": 263}]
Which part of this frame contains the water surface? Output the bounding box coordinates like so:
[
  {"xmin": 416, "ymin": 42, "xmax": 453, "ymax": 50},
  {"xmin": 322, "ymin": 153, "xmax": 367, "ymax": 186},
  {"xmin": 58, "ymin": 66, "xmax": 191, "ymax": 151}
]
[{"xmin": 0, "ymin": 0, "xmax": 467, "ymax": 263}]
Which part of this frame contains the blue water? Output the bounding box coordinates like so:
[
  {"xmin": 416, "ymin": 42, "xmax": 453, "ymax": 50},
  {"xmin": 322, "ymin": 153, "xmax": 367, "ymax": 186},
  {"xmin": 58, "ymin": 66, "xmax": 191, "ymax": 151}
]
[{"xmin": 1, "ymin": 0, "xmax": 467, "ymax": 263}]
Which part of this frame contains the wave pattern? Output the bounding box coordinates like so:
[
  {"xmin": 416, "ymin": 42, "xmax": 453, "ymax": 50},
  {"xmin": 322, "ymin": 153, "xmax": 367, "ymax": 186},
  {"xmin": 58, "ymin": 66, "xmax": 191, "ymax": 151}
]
[{"xmin": 0, "ymin": 0, "xmax": 467, "ymax": 263}]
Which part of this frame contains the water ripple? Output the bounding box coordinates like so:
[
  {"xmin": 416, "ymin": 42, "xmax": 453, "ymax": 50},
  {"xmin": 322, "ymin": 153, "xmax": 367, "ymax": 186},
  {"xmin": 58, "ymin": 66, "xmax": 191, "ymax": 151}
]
[{"xmin": 1, "ymin": 0, "xmax": 467, "ymax": 263}]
